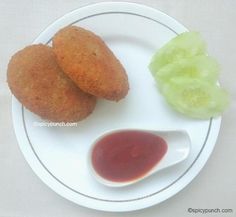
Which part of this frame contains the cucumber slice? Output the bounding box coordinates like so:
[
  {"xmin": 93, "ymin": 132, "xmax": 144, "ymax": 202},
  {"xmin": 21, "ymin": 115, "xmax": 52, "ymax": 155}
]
[
  {"xmin": 162, "ymin": 78, "xmax": 229, "ymax": 119},
  {"xmin": 155, "ymin": 55, "xmax": 219, "ymax": 84},
  {"xmin": 149, "ymin": 32, "xmax": 206, "ymax": 74}
]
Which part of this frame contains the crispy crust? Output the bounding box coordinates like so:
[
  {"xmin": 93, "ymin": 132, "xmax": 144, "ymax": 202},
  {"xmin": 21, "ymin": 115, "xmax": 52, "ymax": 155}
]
[
  {"xmin": 52, "ymin": 26, "xmax": 129, "ymax": 101},
  {"xmin": 7, "ymin": 44, "xmax": 96, "ymax": 122}
]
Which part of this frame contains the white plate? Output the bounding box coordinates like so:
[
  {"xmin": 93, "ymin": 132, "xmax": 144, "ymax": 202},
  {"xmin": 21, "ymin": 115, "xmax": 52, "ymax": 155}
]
[{"xmin": 12, "ymin": 2, "xmax": 221, "ymax": 212}]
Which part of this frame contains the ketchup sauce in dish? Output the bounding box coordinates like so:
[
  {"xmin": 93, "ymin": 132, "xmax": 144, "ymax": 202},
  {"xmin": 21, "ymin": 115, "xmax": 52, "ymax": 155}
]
[{"xmin": 91, "ymin": 130, "xmax": 168, "ymax": 183}]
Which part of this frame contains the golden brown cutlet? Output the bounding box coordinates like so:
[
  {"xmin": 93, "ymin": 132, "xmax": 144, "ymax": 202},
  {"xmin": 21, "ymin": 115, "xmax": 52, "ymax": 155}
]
[
  {"xmin": 52, "ymin": 26, "xmax": 129, "ymax": 101},
  {"xmin": 7, "ymin": 44, "xmax": 96, "ymax": 122}
]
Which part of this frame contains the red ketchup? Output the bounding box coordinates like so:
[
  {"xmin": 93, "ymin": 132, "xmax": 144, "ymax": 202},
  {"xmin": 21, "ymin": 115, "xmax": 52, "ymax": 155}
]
[{"xmin": 91, "ymin": 130, "xmax": 168, "ymax": 182}]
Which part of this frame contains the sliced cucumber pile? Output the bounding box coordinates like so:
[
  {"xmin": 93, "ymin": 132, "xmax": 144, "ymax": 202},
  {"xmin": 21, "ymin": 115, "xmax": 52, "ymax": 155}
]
[
  {"xmin": 162, "ymin": 78, "xmax": 229, "ymax": 118},
  {"xmin": 149, "ymin": 32, "xmax": 206, "ymax": 74},
  {"xmin": 154, "ymin": 55, "xmax": 220, "ymax": 93},
  {"xmin": 149, "ymin": 31, "xmax": 229, "ymax": 119}
]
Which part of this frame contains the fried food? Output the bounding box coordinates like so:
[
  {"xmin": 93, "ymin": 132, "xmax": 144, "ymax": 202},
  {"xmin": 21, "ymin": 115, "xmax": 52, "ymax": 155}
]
[
  {"xmin": 52, "ymin": 26, "xmax": 129, "ymax": 101},
  {"xmin": 7, "ymin": 44, "xmax": 96, "ymax": 122}
]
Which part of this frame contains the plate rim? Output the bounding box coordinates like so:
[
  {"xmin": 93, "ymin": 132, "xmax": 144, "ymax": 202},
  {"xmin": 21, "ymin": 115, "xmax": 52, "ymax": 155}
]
[{"xmin": 12, "ymin": 1, "xmax": 221, "ymax": 212}]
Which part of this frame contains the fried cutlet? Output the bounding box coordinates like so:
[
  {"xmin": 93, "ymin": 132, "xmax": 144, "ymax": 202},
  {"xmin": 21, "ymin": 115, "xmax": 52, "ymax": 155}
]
[
  {"xmin": 7, "ymin": 44, "xmax": 96, "ymax": 122},
  {"xmin": 52, "ymin": 26, "xmax": 129, "ymax": 101}
]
